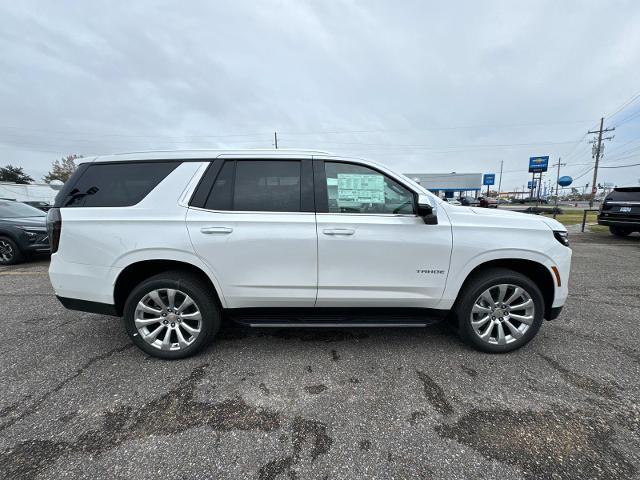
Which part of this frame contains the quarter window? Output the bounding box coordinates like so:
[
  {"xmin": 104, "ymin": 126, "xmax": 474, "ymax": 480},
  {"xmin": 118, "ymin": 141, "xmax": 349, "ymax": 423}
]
[
  {"xmin": 60, "ymin": 161, "xmax": 180, "ymax": 208},
  {"xmin": 324, "ymin": 162, "xmax": 415, "ymax": 214}
]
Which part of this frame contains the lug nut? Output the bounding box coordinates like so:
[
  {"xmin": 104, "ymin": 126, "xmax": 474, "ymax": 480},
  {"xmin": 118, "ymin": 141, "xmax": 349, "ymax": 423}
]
[
  {"xmin": 171, "ymin": 322, "xmax": 175, "ymax": 327},
  {"xmin": 163, "ymin": 320, "xmax": 168, "ymax": 325}
]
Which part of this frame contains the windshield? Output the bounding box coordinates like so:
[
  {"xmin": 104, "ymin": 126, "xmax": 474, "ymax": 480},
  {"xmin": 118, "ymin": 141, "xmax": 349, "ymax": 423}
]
[{"xmin": 0, "ymin": 201, "xmax": 46, "ymax": 218}]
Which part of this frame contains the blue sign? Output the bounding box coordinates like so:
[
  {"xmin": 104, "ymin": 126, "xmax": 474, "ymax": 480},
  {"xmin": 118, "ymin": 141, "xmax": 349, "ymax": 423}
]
[
  {"xmin": 528, "ymin": 180, "xmax": 537, "ymax": 189},
  {"xmin": 558, "ymin": 175, "xmax": 573, "ymax": 187},
  {"xmin": 529, "ymin": 156, "xmax": 549, "ymax": 173},
  {"xmin": 483, "ymin": 173, "xmax": 496, "ymax": 186}
]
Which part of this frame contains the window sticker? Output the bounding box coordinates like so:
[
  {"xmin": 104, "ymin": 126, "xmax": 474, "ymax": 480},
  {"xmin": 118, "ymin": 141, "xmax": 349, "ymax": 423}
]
[{"xmin": 336, "ymin": 173, "xmax": 385, "ymax": 203}]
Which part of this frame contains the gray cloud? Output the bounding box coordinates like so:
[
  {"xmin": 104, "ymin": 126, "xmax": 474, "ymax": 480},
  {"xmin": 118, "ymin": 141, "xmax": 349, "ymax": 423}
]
[{"xmin": 1, "ymin": 0, "xmax": 639, "ymax": 189}]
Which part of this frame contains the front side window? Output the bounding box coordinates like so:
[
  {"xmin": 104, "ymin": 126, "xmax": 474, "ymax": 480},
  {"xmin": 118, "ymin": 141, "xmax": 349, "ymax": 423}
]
[
  {"xmin": 324, "ymin": 162, "xmax": 415, "ymax": 214},
  {"xmin": 206, "ymin": 160, "xmax": 302, "ymax": 212}
]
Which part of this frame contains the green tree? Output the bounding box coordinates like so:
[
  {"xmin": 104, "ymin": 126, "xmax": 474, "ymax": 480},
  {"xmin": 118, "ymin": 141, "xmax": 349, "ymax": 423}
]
[
  {"xmin": 0, "ymin": 165, "xmax": 34, "ymax": 184},
  {"xmin": 43, "ymin": 154, "xmax": 81, "ymax": 183}
]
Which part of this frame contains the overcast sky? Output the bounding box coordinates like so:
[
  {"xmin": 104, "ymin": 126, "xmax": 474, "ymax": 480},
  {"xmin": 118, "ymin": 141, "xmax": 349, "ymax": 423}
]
[{"xmin": 1, "ymin": 0, "xmax": 640, "ymax": 191}]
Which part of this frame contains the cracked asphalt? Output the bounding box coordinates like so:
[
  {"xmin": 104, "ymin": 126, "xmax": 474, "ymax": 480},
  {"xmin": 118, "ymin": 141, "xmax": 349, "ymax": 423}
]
[{"xmin": 0, "ymin": 231, "xmax": 639, "ymax": 479}]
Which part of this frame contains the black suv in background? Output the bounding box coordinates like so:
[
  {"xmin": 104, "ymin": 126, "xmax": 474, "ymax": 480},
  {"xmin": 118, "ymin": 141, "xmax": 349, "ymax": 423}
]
[
  {"xmin": 0, "ymin": 200, "xmax": 49, "ymax": 264},
  {"xmin": 598, "ymin": 187, "xmax": 640, "ymax": 236}
]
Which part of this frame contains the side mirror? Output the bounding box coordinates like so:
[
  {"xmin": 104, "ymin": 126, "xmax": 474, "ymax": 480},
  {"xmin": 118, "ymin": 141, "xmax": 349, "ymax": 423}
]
[{"xmin": 417, "ymin": 195, "xmax": 438, "ymax": 225}]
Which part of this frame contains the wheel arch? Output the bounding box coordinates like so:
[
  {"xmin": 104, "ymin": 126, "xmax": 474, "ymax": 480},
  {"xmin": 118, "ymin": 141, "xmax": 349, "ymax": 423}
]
[
  {"xmin": 113, "ymin": 259, "xmax": 224, "ymax": 316},
  {"xmin": 453, "ymin": 258, "xmax": 556, "ymax": 320}
]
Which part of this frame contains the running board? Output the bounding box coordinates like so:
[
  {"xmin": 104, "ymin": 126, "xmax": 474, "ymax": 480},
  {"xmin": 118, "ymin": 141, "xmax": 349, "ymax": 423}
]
[
  {"xmin": 226, "ymin": 307, "xmax": 448, "ymax": 328},
  {"xmin": 247, "ymin": 322, "xmax": 428, "ymax": 328}
]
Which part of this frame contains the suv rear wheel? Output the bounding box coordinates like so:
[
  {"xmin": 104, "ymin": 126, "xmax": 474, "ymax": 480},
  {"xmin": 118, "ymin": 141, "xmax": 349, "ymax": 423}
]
[
  {"xmin": 123, "ymin": 271, "xmax": 221, "ymax": 359},
  {"xmin": 454, "ymin": 268, "xmax": 544, "ymax": 353},
  {"xmin": 609, "ymin": 226, "xmax": 632, "ymax": 237}
]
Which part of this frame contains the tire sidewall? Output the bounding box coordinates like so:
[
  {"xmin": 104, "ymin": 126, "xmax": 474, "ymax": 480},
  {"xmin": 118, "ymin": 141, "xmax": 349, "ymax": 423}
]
[
  {"xmin": 458, "ymin": 271, "xmax": 544, "ymax": 353},
  {"xmin": 123, "ymin": 274, "xmax": 220, "ymax": 359},
  {"xmin": 610, "ymin": 226, "xmax": 631, "ymax": 237}
]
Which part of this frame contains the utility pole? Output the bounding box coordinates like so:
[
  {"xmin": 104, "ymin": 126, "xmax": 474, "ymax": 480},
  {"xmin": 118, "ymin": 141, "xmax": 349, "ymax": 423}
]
[
  {"xmin": 552, "ymin": 158, "xmax": 566, "ymax": 219},
  {"xmin": 497, "ymin": 160, "xmax": 504, "ymax": 207},
  {"xmin": 274, "ymin": 131, "xmax": 278, "ymax": 149},
  {"xmin": 587, "ymin": 117, "xmax": 614, "ymax": 207}
]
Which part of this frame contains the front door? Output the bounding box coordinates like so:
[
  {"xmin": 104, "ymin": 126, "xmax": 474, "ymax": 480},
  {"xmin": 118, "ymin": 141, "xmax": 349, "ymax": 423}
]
[
  {"xmin": 314, "ymin": 160, "xmax": 452, "ymax": 308},
  {"xmin": 187, "ymin": 159, "xmax": 317, "ymax": 308}
]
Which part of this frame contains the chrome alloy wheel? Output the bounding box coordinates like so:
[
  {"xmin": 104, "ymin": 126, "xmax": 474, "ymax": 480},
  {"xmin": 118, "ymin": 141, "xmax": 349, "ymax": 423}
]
[
  {"xmin": 134, "ymin": 288, "xmax": 202, "ymax": 351},
  {"xmin": 0, "ymin": 239, "xmax": 14, "ymax": 263},
  {"xmin": 470, "ymin": 284, "xmax": 535, "ymax": 346}
]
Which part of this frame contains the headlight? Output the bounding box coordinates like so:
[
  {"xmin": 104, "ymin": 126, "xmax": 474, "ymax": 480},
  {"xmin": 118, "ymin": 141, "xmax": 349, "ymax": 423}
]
[{"xmin": 553, "ymin": 230, "xmax": 569, "ymax": 247}]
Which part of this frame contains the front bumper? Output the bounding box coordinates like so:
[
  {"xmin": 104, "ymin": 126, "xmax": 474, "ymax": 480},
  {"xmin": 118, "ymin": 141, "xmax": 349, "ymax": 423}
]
[
  {"xmin": 21, "ymin": 242, "xmax": 50, "ymax": 254},
  {"xmin": 546, "ymin": 306, "xmax": 563, "ymax": 321}
]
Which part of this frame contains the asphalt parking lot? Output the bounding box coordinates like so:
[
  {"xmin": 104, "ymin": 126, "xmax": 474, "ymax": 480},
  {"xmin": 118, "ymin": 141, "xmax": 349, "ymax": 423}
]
[{"xmin": 0, "ymin": 232, "xmax": 639, "ymax": 480}]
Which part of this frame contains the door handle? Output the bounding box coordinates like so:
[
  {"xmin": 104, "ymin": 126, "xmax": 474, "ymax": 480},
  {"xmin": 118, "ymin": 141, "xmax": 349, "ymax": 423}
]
[
  {"xmin": 200, "ymin": 226, "xmax": 233, "ymax": 234},
  {"xmin": 322, "ymin": 228, "xmax": 355, "ymax": 236}
]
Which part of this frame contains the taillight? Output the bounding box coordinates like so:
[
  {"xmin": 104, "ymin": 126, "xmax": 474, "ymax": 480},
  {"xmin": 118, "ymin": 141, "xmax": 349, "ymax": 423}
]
[{"xmin": 46, "ymin": 207, "xmax": 62, "ymax": 253}]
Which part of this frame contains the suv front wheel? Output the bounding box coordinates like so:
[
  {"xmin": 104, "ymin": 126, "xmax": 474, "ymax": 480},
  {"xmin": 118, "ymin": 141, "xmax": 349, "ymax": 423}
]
[
  {"xmin": 454, "ymin": 268, "xmax": 544, "ymax": 353},
  {"xmin": 123, "ymin": 271, "xmax": 221, "ymax": 359}
]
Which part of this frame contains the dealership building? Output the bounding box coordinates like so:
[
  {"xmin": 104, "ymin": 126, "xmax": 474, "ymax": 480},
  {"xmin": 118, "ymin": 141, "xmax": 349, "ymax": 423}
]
[{"xmin": 403, "ymin": 172, "xmax": 483, "ymax": 198}]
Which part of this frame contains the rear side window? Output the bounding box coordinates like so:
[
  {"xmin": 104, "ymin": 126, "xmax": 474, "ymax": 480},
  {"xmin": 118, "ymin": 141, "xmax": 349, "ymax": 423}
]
[
  {"xmin": 203, "ymin": 160, "xmax": 303, "ymax": 212},
  {"xmin": 234, "ymin": 161, "xmax": 301, "ymax": 212},
  {"xmin": 59, "ymin": 161, "xmax": 180, "ymax": 207}
]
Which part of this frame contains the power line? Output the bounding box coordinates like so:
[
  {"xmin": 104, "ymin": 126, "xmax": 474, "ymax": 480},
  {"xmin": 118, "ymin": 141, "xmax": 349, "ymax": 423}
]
[
  {"xmin": 600, "ymin": 161, "xmax": 640, "ymax": 168},
  {"xmin": 0, "ymin": 119, "xmax": 595, "ymax": 139},
  {"xmin": 614, "ymin": 109, "xmax": 640, "ymax": 128},
  {"xmin": 606, "ymin": 89, "xmax": 640, "ymax": 120}
]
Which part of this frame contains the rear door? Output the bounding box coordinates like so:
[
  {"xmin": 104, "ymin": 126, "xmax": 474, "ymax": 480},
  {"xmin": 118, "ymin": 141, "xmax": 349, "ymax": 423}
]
[
  {"xmin": 314, "ymin": 159, "xmax": 452, "ymax": 308},
  {"xmin": 186, "ymin": 158, "xmax": 318, "ymax": 308}
]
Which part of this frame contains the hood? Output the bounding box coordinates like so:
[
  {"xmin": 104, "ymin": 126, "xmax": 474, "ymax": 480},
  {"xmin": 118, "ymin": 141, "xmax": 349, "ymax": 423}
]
[
  {"xmin": 0, "ymin": 216, "xmax": 47, "ymax": 227},
  {"xmin": 446, "ymin": 205, "xmax": 565, "ymax": 231}
]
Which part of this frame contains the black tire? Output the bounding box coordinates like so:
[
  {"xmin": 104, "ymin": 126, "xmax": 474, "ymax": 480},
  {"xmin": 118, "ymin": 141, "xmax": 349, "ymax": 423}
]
[
  {"xmin": 453, "ymin": 268, "xmax": 544, "ymax": 353},
  {"xmin": 0, "ymin": 236, "xmax": 23, "ymax": 265},
  {"xmin": 123, "ymin": 270, "xmax": 221, "ymax": 359},
  {"xmin": 609, "ymin": 226, "xmax": 632, "ymax": 237}
]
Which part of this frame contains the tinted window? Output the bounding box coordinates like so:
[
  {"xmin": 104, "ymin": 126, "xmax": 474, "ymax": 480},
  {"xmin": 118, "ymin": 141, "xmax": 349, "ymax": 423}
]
[
  {"xmin": 0, "ymin": 201, "xmax": 46, "ymax": 218},
  {"xmin": 61, "ymin": 162, "xmax": 180, "ymax": 207},
  {"xmin": 324, "ymin": 162, "xmax": 415, "ymax": 214},
  {"xmin": 204, "ymin": 161, "xmax": 234, "ymax": 211},
  {"xmin": 608, "ymin": 187, "xmax": 640, "ymax": 202},
  {"xmin": 206, "ymin": 160, "xmax": 302, "ymax": 212}
]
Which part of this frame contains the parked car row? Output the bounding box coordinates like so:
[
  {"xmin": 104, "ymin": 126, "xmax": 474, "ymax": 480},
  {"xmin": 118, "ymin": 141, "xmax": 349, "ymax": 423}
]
[
  {"xmin": 0, "ymin": 200, "xmax": 50, "ymax": 265},
  {"xmin": 443, "ymin": 196, "xmax": 498, "ymax": 208}
]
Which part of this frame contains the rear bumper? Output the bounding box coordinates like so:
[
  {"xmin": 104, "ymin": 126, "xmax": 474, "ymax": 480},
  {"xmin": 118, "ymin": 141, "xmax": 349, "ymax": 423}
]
[
  {"xmin": 597, "ymin": 215, "xmax": 640, "ymax": 229},
  {"xmin": 56, "ymin": 296, "xmax": 119, "ymax": 316},
  {"xmin": 49, "ymin": 254, "xmax": 121, "ymax": 305}
]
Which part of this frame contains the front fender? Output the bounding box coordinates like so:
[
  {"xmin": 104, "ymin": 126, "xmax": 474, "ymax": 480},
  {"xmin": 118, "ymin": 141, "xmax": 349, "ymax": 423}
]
[{"xmin": 436, "ymin": 248, "xmax": 557, "ymax": 310}]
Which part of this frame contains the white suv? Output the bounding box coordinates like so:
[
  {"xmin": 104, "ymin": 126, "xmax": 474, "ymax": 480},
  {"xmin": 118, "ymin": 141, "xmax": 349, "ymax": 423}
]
[{"xmin": 47, "ymin": 150, "xmax": 571, "ymax": 359}]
